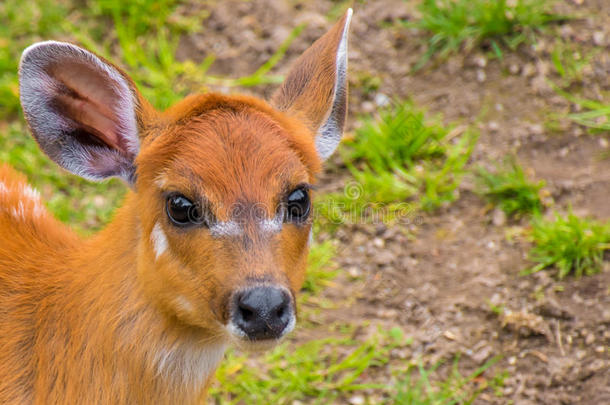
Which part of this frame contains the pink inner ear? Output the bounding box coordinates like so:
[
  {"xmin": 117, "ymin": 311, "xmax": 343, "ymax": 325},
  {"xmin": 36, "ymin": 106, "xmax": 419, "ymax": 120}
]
[{"xmin": 50, "ymin": 63, "xmax": 127, "ymax": 154}]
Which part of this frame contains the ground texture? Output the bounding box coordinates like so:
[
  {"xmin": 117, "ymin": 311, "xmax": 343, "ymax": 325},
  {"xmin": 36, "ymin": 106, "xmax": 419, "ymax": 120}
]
[{"xmin": 188, "ymin": 1, "xmax": 609, "ymax": 404}]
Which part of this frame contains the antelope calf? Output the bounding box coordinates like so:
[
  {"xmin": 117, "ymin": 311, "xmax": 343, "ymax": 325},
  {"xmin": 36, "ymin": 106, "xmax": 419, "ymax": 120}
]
[{"xmin": 0, "ymin": 10, "xmax": 352, "ymax": 404}]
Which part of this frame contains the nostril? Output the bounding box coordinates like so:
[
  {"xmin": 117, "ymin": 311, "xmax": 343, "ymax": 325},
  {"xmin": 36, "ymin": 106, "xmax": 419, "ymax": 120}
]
[
  {"xmin": 275, "ymin": 305, "xmax": 285, "ymax": 319},
  {"xmin": 239, "ymin": 306, "xmax": 254, "ymax": 322}
]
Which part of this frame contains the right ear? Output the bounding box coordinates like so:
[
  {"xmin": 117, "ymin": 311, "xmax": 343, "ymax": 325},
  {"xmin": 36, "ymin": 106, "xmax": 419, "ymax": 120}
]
[
  {"xmin": 272, "ymin": 9, "xmax": 352, "ymax": 161},
  {"xmin": 19, "ymin": 41, "xmax": 141, "ymax": 184}
]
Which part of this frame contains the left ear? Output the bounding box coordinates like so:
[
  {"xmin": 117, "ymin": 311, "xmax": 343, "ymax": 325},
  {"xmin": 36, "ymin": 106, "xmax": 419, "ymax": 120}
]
[{"xmin": 272, "ymin": 9, "xmax": 352, "ymax": 160}]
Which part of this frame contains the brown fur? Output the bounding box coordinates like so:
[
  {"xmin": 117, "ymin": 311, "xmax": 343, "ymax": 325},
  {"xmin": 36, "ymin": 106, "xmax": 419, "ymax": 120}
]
[{"xmin": 0, "ymin": 11, "xmax": 350, "ymax": 405}]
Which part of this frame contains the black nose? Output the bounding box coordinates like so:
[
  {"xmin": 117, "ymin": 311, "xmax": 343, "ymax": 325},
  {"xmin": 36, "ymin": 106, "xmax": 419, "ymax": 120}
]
[{"xmin": 232, "ymin": 286, "xmax": 293, "ymax": 340}]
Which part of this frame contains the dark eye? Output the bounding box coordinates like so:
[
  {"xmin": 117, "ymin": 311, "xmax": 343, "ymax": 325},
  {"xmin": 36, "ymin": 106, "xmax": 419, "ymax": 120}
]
[
  {"xmin": 166, "ymin": 194, "xmax": 201, "ymax": 226},
  {"xmin": 285, "ymin": 187, "xmax": 310, "ymax": 222}
]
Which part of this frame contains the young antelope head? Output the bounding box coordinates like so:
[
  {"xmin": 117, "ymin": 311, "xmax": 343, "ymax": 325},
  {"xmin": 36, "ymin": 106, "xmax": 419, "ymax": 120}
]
[{"xmin": 18, "ymin": 10, "xmax": 352, "ymax": 350}]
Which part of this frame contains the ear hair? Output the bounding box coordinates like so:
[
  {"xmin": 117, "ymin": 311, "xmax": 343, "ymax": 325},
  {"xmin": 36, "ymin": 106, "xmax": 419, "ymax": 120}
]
[
  {"xmin": 19, "ymin": 41, "xmax": 140, "ymax": 184},
  {"xmin": 316, "ymin": 9, "xmax": 351, "ymax": 160},
  {"xmin": 272, "ymin": 9, "xmax": 352, "ymax": 161}
]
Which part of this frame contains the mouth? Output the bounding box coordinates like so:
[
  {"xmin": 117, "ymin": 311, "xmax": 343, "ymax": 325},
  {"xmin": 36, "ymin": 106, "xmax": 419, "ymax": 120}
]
[{"xmin": 226, "ymin": 315, "xmax": 296, "ymax": 352}]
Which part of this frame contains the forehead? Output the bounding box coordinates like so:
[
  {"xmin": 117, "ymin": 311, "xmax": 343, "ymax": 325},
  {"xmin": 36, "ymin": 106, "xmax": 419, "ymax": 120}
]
[{"xmin": 139, "ymin": 96, "xmax": 319, "ymax": 214}]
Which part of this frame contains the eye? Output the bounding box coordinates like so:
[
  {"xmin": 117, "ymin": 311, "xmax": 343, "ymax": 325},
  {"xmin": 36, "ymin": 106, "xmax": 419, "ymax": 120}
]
[
  {"xmin": 285, "ymin": 187, "xmax": 310, "ymax": 222},
  {"xmin": 166, "ymin": 194, "xmax": 201, "ymax": 226}
]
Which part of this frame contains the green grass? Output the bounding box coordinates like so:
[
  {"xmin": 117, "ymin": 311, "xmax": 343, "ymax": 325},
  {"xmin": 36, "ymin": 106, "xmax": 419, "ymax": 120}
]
[
  {"xmin": 211, "ymin": 326, "xmax": 504, "ymax": 404},
  {"xmin": 524, "ymin": 210, "xmax": 610, "ymax": 279},
  {"xmin": 302, "ymin": 240, "xmax": 339, "ymax": 297},
  {"xmin": 318, "ymin": 101, "xmax": 477, "ymax": 226},
  {"xmin": 552, "ymin": 88, "xmax": 610, "ymax": 134},
  {"xmin": 550, "ymin": 39, "xmax": 598, "ymax": 88},
  {"xmin": 475, "ymin": 157, "xmax": 546, "ymax": 218},
  {"xmin": 567, "ymin": 99, "xmax": 610, "ymax": 133},
  {"xmin": 408, "ymin": 0, "xmax": 561, "ymax": 69},
  {"xmin": 395, "ymin": 356, "xmax": 506, "ymax": 405}
]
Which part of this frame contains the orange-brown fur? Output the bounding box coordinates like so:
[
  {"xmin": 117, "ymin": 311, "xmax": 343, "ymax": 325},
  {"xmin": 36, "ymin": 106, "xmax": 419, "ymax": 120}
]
[
  {"xmin": 0, "ymin": 95, "xmax": 318, "ymax": 405},
  {"xmin": 0, "ymin": 10, "xmax": 350, "ymax": 405}
]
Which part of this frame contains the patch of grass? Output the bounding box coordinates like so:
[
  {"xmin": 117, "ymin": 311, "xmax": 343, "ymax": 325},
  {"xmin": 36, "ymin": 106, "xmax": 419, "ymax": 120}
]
[
  {"xmin": 211, "ymin": 327, "xmax": 504, "ymax": 404},
  {"xmin": 408, "ymin": 0, "xmax": 561, "ymax": 69},
  {"xmin": 475, "ymin": 156, "xmax": 546, "ymax": 218},
  {"xmin": 318, "ymin": 101, "xmax": 477, "ymax": 225},
  {"xmin": 395, "ymin": 356, "xmax": 506, "ymax": 405},
  {"xmin": 550, "ymin": 39, "xmax": 598, "ymax": 88},
  {"xmin": 552, "ymin": 87, "xmax": 610, "ymax": 134},
  {"xmin": 301, "ymin": 240, "xmax": 339, "ymax": 297},
  {"xmin": 567, "ymin": 99, "xmax": 610, "ymax": 133},
  {"xmin": 204, "ymin": 24, "xmax": 306, "ymax": 88},
  {"xmin": 0, "ymin": 0, "xmax": 72, "ymax": 118},
  {"xmin": 524, "ymin": 210, "xmax": 610, "ymax": 279}
]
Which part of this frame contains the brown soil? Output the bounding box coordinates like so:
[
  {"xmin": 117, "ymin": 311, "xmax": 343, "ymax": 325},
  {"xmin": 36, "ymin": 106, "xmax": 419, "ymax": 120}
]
[{"xmin": 183, "ymin": 1, "xmax": 609, "ymax": 403}]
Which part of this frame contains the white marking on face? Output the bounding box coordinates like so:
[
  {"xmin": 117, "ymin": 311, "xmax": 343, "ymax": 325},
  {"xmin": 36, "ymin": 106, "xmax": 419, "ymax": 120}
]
[
  {"xmin": 176, "ymin": 295, "xmax": 195, "ymax": 314},
  {"xmin": 154, "ymin": 172, "xmax": 168, "ymax": 189},
  {"xmin": 226, "ymin": 321, "xmax": 247, "ymax": 339},
  {"xmin": 209, "ymin": 220, "xmax": 243, "ymax": 238},
  {"xmin": 260, "ymin": 212, "xmax": 283, "ymax": 234},
  {"xmin": 151, "ymin": 222, "xmax": 169, "ymax": 259},
  {"xmin": 209, "ymin": 214, "xmax": 284, "ymax": 238}
]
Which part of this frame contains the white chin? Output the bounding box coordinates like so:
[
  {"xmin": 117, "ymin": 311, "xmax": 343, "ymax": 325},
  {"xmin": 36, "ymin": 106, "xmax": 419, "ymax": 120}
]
[
  {"xmin": 232, "ymin": 338, "xmax": 282, "ymax": 352},
  {"xmin": 226, "ymin": 317, "xmax": 296, "ymax": 352}
]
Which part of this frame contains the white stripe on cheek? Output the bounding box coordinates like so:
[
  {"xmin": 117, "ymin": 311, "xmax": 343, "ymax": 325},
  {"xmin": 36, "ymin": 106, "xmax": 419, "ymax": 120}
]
[{"xmin": 151, "ymin": 222, "xmax": 169, "ymax": 259}]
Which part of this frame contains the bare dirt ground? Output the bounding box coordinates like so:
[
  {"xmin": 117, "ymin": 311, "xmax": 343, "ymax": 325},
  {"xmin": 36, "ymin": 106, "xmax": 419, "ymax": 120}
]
[{"xmin": 181, "ymin": 1, "xmax": 609, "ymax": 403}]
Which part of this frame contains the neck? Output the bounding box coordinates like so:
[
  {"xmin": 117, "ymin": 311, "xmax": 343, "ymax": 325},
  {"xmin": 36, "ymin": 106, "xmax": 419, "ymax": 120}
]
[{"xmin": 67, "ymin": 193, "xmax": 226, "ymax": 404}]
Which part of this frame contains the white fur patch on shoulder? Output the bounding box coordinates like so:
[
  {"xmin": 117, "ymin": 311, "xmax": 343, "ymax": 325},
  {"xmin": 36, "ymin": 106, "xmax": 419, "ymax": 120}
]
[
  {"xmin": 150, "ymin": 222, "xmax": 169, "ymax": 259},
  {"xmin": 20, "ymin": 184, "xmax": 41, "ymax": 202},
  {"xmin": 0, "ymin": 181, "xmax": 46, "ymax": 221}
]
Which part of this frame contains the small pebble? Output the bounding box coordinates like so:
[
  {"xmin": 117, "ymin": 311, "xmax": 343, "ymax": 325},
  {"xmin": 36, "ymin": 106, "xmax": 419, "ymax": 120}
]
[
  {"xmin": 374, "ymin": 93, "xmax": 390, "ymax": 107},
  {"xmin": 373, "ymin": 237, "xmax": 385, "ymax": 248},
  {"xmin": 349, "ymin": 395, "xmax": 365, "ymax": 405},
  {"xmin": 476, "ymin": 69, "xmax": 486, "ymax": 82},
  {"xmin": 492, "ymin": 208, "xmax": 507, "ymax": 227},
  {"xmin": 529, "ymin": 124, "xmax": 544, "ymax": 135},
  {"xmin": 473, "ymin": 55, "xmax": 487, "ymax": 68},
  {"xmin": 592, "ymin": 31, "xmax": 605, "ymax": 46}
]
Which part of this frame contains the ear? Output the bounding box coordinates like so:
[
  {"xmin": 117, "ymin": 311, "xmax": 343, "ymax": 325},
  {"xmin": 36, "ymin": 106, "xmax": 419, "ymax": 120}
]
[
  {"xmin": 272, "ymin": 9, "xmax": 352, "ymax": 160},
  {"xmin": 19, "ymin": 41, "xmax": 141, "ymax": 184}
]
